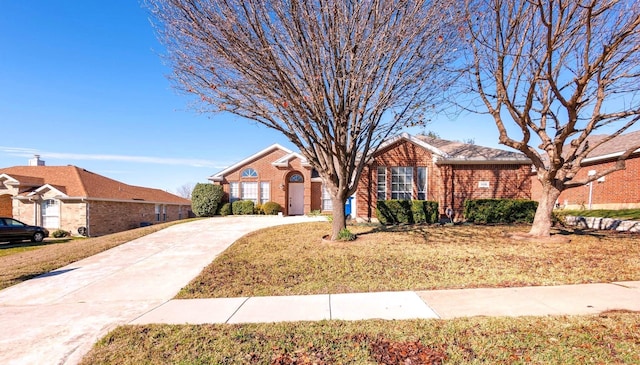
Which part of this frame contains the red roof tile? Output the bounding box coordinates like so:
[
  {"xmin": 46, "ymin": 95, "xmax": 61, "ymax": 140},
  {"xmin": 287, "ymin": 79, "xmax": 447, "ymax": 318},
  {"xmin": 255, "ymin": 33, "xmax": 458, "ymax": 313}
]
[{"xmin": 0, "ymin": 165, "xmax": 190, "ymax": 204}]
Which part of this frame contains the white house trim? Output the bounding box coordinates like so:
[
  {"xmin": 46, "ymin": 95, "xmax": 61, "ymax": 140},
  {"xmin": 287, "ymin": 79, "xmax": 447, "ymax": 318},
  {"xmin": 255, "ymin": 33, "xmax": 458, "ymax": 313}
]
[{"xmin": 208, "ymin": 143, "xmax": 293, "ymax": 182}]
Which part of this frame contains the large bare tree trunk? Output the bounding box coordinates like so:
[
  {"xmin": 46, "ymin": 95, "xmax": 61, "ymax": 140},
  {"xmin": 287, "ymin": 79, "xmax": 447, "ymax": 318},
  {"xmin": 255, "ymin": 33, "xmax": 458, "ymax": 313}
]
[
  {"xmin": 529, "ymin": 183, "xmax": 561, "ymax": 237},
  {"xmin": 330, "ymin": 196, "xmax": 347, "ymax": 241}
]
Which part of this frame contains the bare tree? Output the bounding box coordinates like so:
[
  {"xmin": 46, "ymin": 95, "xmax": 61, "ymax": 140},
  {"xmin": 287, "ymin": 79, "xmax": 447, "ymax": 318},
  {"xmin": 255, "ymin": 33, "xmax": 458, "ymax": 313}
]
[
  {"xmin": 463, "ymin": 0, "xmax": 640, "ymax": 237},
  {"xmin": 146, "ymin": 0, "xmax": 461, "ymax": 240},
  {"xmin": 176, "ymin": 182, "xmax": 195, "ymax": 199}
]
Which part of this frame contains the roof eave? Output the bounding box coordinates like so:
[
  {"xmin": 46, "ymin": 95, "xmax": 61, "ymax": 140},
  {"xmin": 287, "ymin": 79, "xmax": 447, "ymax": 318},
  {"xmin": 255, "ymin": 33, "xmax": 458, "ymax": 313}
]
[
  {"xmin": 210, "ymin": 143, "xmax": 293, "ymax": 180},
  {"xmin": 436, "ymin": 158, "xmax": 532, "ymax": 165}
]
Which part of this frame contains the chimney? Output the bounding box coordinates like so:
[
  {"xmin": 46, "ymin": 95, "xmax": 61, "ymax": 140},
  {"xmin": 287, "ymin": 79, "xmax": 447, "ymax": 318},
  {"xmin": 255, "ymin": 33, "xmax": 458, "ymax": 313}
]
[{"xmin": 28, "ymin": 155, "xmax": 45, "ymax": 166}]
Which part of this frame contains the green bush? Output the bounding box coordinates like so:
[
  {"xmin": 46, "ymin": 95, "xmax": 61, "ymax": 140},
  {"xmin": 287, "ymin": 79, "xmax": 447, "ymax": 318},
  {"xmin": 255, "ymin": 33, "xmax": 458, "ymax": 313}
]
[
  {"xmin": 337, "ymin": 228, "xmax": 357, "ymax": 241},
  {"xmin": 219, "ymin": 202, "xmax": 232, "ymax": 216},
  {"xmin": 52, "ymin": 229, "xmax": 69, "ymax": 238},
  {"xmin": 262, "ymin": 201, "xmax": 282, "ymax": 215},
  {"xmin": 191, "ymin": 183, "xmax": 224, "ymax": 217},
  {"xmin": 254, "ymin": 203, "xmax": 264, "ymax": 215},
  {"xmin": 411, "ymin": 200, "xmax": 440, "ymax": 224},
  {"xmin": 232, "ymin": 200, "xmax": 255, "ymax": 215},
  {"xmin": 377, "ymin": 200, "xmax": 439, "ymax": 225},
  {"xmin": 463, "ymin": 199, "xmax": 538, "ymax": 224}
]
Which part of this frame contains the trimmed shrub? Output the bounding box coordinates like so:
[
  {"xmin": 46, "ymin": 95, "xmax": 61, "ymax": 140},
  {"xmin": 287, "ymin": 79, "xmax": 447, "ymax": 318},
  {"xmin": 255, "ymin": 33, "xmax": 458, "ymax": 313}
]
[
  {"xmin": 463, "ymin": 199, "xmax": 538, "ymax": 224},
  {"xmin": 262, "ymin": 201, "xmax": 283, "ymax": 215},
  {"xmin": 52, "ymin": 229, "xmax": 69, "ymax": 238},
  {"xmin": 219, "ymin": 202, "xmax": 232, "ymax": 216},
  {"xmin": 191, "ymin": 183, "xmax": 224, "ymax": 217},
  {"xmin": 411, "ymin": 200, "xmax": 440, "ymax": 224},
  {"xmin": 377, "ymin": 200, "xmax": 439, "ymax": 225},
  {"xmin": 232, "ymin": 200, "xmax": 255, "ymax": 215},
  {"xmin": 376, "ymin": 200, "xmax": 413, "ymax": 225},
  {"xmin": 254, "ymin": 203, "xmax": 264, "ymax": 215}
]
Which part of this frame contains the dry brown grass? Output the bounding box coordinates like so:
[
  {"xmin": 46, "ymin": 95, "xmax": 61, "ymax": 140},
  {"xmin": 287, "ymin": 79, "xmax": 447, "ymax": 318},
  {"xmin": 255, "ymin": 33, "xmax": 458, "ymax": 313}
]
[
  {"xmin": 177, "ymin": 222, "xmax": 640, "ymax": 298},
  {"xmin": 0, "ymin": 220, "xmax": 197, "ymax": 290},
  {"xmin": 82, "ymin": 312, "xmax": 640, "ymax": 364}
]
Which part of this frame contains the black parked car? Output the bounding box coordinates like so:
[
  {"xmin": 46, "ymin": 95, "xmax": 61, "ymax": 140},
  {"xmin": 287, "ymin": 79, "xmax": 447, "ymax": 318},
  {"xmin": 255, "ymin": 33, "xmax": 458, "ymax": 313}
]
[{"xmin": 0, "ymin": 217, "xmax": 49, "ymax": 243}]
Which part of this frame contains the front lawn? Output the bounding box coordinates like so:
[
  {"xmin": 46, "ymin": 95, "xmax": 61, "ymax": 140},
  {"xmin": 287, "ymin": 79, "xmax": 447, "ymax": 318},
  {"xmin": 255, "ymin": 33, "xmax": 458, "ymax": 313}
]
[
  {"xmin": 82, "ymin": 312, "xmax": 640, "ymax": 364},
  {"xmin": 177, "ymin": 222, "xmax": 640, "ymax": 298}
]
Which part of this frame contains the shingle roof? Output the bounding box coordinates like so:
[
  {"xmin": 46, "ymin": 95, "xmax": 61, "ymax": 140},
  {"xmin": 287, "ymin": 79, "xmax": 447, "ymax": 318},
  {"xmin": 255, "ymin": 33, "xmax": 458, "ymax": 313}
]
[
  {"xmin": 0, "ymin": 165, "xmax": 190, "ymax": 204},
  {"xmin": 580, "ymin": 130, "xmax": 640, "ymax": 161},
  {"xmin": 414, "ymin": 135, "xmax": 531, "ymax": 163}
]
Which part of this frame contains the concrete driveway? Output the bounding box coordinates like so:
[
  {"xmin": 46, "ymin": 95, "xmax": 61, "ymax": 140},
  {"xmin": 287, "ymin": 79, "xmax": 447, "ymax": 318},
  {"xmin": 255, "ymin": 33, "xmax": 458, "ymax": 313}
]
[{"xmin": 0, "ymin": 216, "xmax": 324, "ymax": 365}]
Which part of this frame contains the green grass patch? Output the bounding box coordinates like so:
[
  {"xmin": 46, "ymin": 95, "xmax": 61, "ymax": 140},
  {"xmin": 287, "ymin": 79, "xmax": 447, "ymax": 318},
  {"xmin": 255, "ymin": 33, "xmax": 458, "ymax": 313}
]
[
  {"xmin": 557, "ymin": 208, "xmax": 640, "ymax": 220},
  {"xmin": 177, "ymin": 222, "xmax": 640, "ymax": 298},
  {"xmin": 81, "ymin": 312, "xmax": 640, "ymax": 364}
]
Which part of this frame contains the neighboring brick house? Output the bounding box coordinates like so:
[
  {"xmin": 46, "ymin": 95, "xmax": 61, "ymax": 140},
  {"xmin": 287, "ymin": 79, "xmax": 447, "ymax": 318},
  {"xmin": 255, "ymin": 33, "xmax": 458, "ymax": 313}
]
[
  {"xmin": 0, "ymin": 156, "xmax": 191, "ymax": 236},
  {"xmin": 209, "ymin": 133, "xmax": 532, "ymax": 221},
  {"xmin": 534, "ymin": 130, "xmax": 640, "ymax": 210}
]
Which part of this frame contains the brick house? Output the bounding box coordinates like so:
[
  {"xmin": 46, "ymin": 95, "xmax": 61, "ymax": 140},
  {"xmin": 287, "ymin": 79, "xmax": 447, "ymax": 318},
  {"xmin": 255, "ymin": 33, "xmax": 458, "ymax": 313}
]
[
  {"xmin": 533, "ymin": 130, "xmax": 640, "ymax": 210},
  {"xmin": 0, "ymin": 156, "xmax": 191, "ymax": 236},
  {"xmin": 209, "ymin": 133, "xmax": 532, "ymax": 221}
]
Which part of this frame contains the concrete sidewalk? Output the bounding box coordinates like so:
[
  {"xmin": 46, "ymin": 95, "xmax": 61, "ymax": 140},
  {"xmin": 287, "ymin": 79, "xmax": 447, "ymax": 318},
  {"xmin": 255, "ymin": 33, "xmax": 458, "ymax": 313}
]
[
  {"xmin": 132, "ymin": 281, "xmax": 640, "ymax": 325},
  {"xmin": 0, "ymin": 215, "xmax": 638, "ymax": 365}
]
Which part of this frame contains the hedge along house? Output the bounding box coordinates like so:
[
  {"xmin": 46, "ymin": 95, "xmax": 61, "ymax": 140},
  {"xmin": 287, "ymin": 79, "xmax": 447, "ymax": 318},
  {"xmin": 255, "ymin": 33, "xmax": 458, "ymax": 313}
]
[
  {"xmin": 532, "ymin": 130, "xmax": 640, "ymax": 210},
  {"xmin": 209, "ymin": 133, "xmax": 533, "ymax": 221},
  {"xmin": 0, "ymin": 156, "xmax": 192, "ymax": 237}
]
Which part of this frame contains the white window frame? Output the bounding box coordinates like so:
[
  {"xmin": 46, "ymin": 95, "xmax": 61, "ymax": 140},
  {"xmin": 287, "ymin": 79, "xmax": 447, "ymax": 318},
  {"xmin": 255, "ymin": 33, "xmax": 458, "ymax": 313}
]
[
  {"xmin": 321, "ymin": 185, "xmax": 333, "ymax": 211},
  {"xmin": 229, "ymin": 182, "xmax": 240, "ymax": 202},
  {"xmin": 242, "ymin": 168, "xmax": 258, "ymax": 178},
  {"xmin": 41, "ymin": 199, "xmax": 60, "ymax": 228},
  {"xmin": 377, "ymin": 166, "xmax": 386, "ymax": 200},
  {"xmin": 155, "ymin": 204, "xmax": 161, "ymax": 221},
  {"xmin": 241, "ymin": 181, "xmax": 258, "ymax": 203},
  {"xmin": 417, "ymin": 167, "xmax": 427, "ymax": 200},
  {"xmin": 391, "ymin": 167, "xmax": 413, "ymax": 200},
  {"xmin": 260, "ymin": 182, "xmax": 270, "ymax": 204}
]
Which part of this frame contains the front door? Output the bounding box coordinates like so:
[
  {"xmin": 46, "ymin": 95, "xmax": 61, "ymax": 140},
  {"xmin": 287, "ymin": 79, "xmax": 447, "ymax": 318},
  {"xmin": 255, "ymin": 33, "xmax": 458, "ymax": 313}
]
[{"xmin": 288, "ymin": 183, "xmax": 304, "ymax": 215}]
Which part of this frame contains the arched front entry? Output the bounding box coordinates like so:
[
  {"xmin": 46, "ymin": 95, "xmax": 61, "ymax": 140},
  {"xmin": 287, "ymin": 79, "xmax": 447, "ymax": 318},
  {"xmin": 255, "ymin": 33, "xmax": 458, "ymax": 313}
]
[
  {"xmin": 0, "ymin": 194, "xmax": 12, "ymax": 217},
  {"xmin": 287, "ymin": 172, "xmax": 304, "ymax": 215}
]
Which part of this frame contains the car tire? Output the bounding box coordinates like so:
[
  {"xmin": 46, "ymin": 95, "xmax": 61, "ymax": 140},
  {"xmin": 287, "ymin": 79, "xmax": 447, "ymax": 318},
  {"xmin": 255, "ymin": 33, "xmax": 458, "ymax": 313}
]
[{"xmin": 32, "ymin": 232, "xmax": 45, "ymax": 243}]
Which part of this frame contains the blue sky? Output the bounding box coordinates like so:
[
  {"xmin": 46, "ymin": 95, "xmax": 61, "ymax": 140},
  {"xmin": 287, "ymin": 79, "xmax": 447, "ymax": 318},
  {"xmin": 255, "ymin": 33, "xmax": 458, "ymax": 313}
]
[{"xmin": 0, "ymin": 1, "xmax": 503, "ymax": 194}]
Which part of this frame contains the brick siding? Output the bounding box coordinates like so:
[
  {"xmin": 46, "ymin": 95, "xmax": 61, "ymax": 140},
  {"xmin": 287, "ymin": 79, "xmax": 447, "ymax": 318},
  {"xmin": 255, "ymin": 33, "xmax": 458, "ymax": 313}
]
[
  {"xmin": 535, "ymin": 154, "xmax": 640, "ymax": 209},
  {"xmin": 356, "ymin": 139, "xmax": 531, "ymax": 220}
]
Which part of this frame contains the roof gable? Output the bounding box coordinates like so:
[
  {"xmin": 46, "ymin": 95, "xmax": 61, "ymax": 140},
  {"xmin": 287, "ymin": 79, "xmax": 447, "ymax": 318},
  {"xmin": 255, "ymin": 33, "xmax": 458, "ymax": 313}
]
[
  {"xmin": 271, "ymin": 152, "xmax": 311, "ymax": 168},
  {"xmin": 373, "ymin": 133, "xmax": 530, "ymax": 164},
  {"xmin": 209, "ymin": 143, "xmax": 293, "ymax": 181}
]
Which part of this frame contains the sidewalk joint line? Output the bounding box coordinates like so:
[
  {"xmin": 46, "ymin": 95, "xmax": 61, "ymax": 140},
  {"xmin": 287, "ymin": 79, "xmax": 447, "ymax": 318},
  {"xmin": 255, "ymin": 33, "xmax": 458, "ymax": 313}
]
[
  {"xmin": 226, "ymin": 297, "xmax": 251, "ymax": 324},
  {"xmin": 328, "ymin": 294, "xmax": 332, "ymax": 320}
]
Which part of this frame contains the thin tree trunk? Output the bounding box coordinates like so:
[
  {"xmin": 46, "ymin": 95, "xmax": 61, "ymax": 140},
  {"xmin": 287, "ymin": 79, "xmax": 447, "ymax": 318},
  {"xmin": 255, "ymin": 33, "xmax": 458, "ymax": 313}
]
[
  {"xmin": 528, "ymin": 183, "xmax": 562, "ymax": 237},
  {"xmin": 330, "ymin": 196, "xmax": 347, "ymax": 241}
]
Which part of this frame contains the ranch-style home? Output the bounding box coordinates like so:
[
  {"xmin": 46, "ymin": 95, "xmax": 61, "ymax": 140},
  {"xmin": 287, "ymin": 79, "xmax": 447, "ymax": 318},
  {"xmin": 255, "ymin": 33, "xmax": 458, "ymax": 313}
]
[
  {"xmin": 0, "ymin": 156, "xmax": 191, "ymax": 237},
  {"xmin": 533, "ymin": 130, "xmax": 640, "ymax": 210},
  {"xmin": 209, "ymin": 133, "xmax": 533, "ymax": 221}
]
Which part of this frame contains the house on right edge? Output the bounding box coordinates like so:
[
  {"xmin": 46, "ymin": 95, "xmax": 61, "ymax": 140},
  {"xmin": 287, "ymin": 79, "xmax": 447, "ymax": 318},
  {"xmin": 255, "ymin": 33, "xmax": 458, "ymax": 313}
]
[
  {"xmin": 356, "ymin": 133, "xmax": 532, "ymax": 220},
  {"xmin": 533, "ymin": 130, "xmax": 640, "ymax": 210}
]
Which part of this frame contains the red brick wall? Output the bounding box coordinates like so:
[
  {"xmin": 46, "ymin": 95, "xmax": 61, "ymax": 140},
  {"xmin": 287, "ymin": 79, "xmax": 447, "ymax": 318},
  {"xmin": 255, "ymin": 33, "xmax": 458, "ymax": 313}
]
[
  {"xmin": 551, "ymin": 155, "xmax": 640, "ymax": 209},
  {"xmin": 216, "ymin": 149, "xmax": 314, "ymax": 215},
  {"xmin": 447, "ymin": 164, "xmax": 531, "ymax": 215},
  {"xmin": 355, "ymin": 139, "xmax": 532, "ymax": 220},
  {"xmin": 356, "ymin": 139, "xmax": 438, "ymax": 218}
]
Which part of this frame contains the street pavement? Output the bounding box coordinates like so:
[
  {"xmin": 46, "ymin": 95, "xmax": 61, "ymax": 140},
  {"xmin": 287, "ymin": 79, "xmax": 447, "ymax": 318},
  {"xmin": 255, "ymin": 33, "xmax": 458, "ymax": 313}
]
[{"xmin": 0, "ymin": 216, "xmax": 638, "ymax": 365}]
